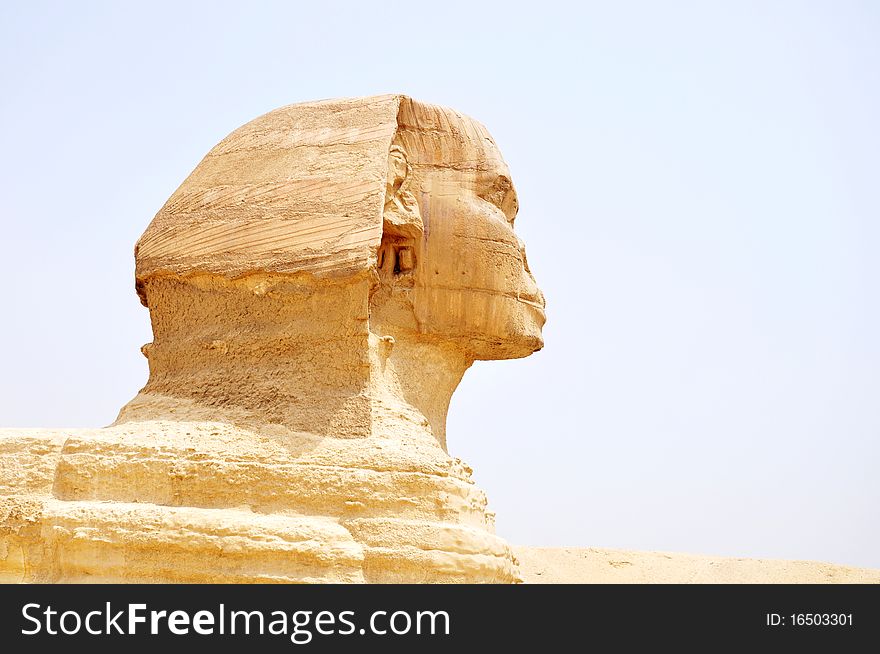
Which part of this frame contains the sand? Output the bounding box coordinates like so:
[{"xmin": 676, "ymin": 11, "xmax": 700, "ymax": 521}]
[{"xmin": 515, "ymin": 546, "xmax": 880, "ymax": 583}]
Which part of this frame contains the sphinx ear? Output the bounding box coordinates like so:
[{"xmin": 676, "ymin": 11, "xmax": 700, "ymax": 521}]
[
  {"xmin": 379, "ymin": 144, "xmax": 423, "ymax": 278},
  {"xmin": 385, "ymin": 145, "xmax": 409, "ymax": 199}
]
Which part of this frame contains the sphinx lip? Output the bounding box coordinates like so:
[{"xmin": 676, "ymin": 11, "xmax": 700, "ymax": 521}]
[
  {"xmin": 517, "ymin": 295, "xmax": 546, "ymax": 315},
  {"xmin": 517, "ymin": 290, "xmax": 544, "ymax": 307}
]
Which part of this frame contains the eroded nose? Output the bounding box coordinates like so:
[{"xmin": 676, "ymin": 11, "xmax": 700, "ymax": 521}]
[{"xmin": 517, "ymin": 238, "xmax": 532, "ymax": 274}]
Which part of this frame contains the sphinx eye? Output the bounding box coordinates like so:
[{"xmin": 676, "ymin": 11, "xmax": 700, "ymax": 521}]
[
  {"xmin": 493, "ymin": 176, "xmax": 512, "ymax": 206},
  {"xmin": 479, "ymin": 175, "xmax": 514, "ymax": 214},
  {"xmin": 486, "ymin": 175, "xmax": 518, "ymax": 225}
]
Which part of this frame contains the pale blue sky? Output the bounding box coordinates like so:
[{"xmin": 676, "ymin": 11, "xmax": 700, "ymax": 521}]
[{"xmin": 1, "ymin": 1, "xmax": 877, "ymax": 567}]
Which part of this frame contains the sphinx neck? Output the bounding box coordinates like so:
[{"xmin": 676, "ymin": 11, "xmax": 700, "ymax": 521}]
[
  {"xmin": 368, "ymin": 331, "xmax": 472, "ymax": 451},
  {"xmin": 116, "ymin": 274, "xmax": 470, "ymax": 449}
]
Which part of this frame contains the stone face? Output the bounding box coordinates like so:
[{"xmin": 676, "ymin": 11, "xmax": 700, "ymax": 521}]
[{"xmin": 0, "ymin": 95, "xmax": 545, "ymax": 583}]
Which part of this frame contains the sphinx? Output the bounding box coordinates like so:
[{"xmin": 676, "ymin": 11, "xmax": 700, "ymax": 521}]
[{"xmin": 0, "ymin": 95, "xmax": 545, "ymax": 583}]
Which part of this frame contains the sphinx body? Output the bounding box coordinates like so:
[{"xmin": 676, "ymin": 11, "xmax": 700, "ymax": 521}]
[{"xmin": 0, "ymin": 95, "xmax": 544, "ymax": 583}]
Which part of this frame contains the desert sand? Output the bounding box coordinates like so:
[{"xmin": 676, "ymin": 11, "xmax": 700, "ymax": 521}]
[{"xmin": 516, "ymin": 546, "xmax": 880, "ymax": 583}]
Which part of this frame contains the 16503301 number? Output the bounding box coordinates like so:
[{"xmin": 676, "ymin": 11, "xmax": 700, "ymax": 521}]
[{"xmin": 791, "ymin": 613, "xmax": 852, "ymax": 626}]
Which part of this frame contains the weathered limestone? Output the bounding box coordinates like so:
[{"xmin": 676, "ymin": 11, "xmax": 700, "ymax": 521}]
[{"xmin": 0, "ymin": 95, "xmax": 545, "ymax": 583}]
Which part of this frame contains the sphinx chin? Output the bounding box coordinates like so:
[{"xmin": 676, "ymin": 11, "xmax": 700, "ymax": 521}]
[
  {"xmin": 485, "ymin": 314, "xmax": 547, "ymax": 360},
  {"xmin": 468, "ymin": 332, "xmax": 545, "ymax": 362},
  {"xmin": 528, "ymin": 334, "xmax": 546, "ymax": 354},
  {"xmin": 507, "ymin": 335, "xmax": 546, "ymax": 359}
]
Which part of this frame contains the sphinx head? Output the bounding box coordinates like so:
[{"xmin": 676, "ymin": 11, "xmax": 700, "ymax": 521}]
[
  {"xmin": 136, "ymin": 95, "xmax": 544, "ymax": 361},
  {"xmin": 127, "ymin": 96, "xmax": 544, "ymax": 436}
]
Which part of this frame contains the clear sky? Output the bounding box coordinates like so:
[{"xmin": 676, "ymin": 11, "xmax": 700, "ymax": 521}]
[{"xmin": 1, "ymin": 1, "xmax": 877, "ymax": 568}]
